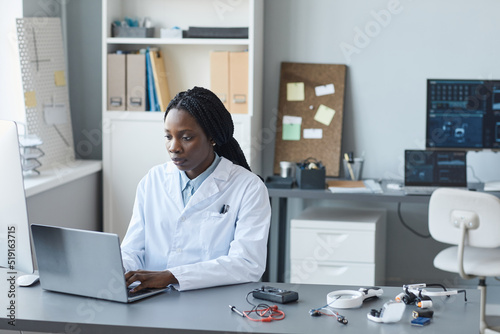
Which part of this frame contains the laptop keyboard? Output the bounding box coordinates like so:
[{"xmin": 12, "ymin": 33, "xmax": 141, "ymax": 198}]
[
  {"xmin": 404, "ymin": 186, "xmax": 439, "ymax": 194},
  {"xmin": 127, "ymin": 287, "xmax": 156, "ymax": 298}
]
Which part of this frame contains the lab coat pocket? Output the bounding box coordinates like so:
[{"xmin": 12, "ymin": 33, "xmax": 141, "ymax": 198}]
[{"xmin": 200, "ymin": 211, "xmax": 234, "ymax": 257}]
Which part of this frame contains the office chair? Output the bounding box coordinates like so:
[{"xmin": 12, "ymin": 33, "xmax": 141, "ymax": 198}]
[{"xmin": 429, "ymin": 188, "xmax": 500, "ymax": 334}]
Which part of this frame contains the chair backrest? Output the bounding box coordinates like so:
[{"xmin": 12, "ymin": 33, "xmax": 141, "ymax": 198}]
[{"xmin": 429, "ymin": 188, "xmax": 500, "ymax": 248}]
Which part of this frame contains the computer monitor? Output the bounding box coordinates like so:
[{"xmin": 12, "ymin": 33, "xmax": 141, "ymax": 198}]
[
  {"xmin": 426, "ymin": 79, "xmax": 500, "ymax": 150},
  {"xmin": 0, "ymin": 120, "xmax": 34, "ymax": 275}
]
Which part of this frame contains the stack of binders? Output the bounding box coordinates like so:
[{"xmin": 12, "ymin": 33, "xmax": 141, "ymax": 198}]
[
  {"xmin": 209, "ymin": 50, "xmax": 248, "ymax": 114},
  {"xmin": 107, "ymin": 48, "xmax": 170, "ymax": 112}
]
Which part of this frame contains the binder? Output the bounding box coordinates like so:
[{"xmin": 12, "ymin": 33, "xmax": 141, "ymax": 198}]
[
  {"xmin": 149, "ymin": 50, "xmax": 170, "ymax": 112},
  {"xmin": 107, "ymin": 54, "xmax": 125, "ymax": 111},
  {"xmin": 210, "ymin": 51, "xmax": 229, "ymax": 109},
  {"xmin": 126, "ymin": 54, "xmax": 146, "ymax": 111},
  {"xmin": 145, "ymin": 49, "xmax": 158, "ymax": 111},
  {"xmin": 229, "ymin": 51, "xmax": 248, "ymax": 114}
]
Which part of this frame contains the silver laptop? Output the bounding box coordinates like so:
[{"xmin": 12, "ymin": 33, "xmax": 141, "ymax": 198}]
[
  {"xmin": 404, "ymin": 150, "xmax": 467, "ymax": 195},
  {"xmin": 31, "ymin": 224, "xmax": 167, "ymax": 303}
]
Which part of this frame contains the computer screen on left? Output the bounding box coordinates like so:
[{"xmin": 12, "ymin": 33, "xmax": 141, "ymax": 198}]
[{"xmin": 0, "ymin": 120, "xmax": 34, "ymax": 275}]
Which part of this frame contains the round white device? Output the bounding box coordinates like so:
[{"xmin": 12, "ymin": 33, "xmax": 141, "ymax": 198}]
[{"xmin": 327, "ymin": 288, "xmax": 384, "ymax": 309}]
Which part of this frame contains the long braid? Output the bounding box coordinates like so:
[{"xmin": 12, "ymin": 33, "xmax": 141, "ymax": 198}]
[{"xmin": 165, "ymin": 87, "xmax": 251, "ymax": 171}]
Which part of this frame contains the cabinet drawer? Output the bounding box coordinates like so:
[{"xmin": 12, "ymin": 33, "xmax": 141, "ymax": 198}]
[
  {"xmin": 290, "ymin": 227, "xmax": 375, "ymax": 263},
  {"xmin": 290, "ymin": 261, "xmax": 375, "ymax": 286}
]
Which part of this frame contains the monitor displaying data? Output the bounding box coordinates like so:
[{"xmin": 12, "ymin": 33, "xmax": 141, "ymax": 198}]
[{"xmin": 426, "ymin": 79, "xmax": 500, "ymax": 150}]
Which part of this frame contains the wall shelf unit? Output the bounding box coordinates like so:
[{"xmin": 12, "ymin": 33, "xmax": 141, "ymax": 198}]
[{"xmin": 102, "ymin": 0, "xmax": 263, "ymax": 238}]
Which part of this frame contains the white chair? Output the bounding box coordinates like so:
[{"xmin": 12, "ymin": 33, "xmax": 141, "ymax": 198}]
[{"xmin": 429, "ymin": 188, "xmax": 500, "ymax": 334}]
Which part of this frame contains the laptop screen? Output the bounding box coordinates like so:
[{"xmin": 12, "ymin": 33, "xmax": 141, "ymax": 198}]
[{"xmin": 404, "ymin": 150, "xmax": 467, "ymax": 187}]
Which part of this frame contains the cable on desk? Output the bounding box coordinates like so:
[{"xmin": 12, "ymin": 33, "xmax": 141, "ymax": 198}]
[
  {"xmin": 397, "ymin": 202, "xmax": 431, "ymax": 239},
  {"xmin": 467, "ymin": 165, "xmax": 482, "ymax": 183}
]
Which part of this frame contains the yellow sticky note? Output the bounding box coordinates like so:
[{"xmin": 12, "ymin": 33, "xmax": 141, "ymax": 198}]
[
  {"xmin": 287, "ymin": 82, "xmax": 305, "ymax": 101},
  {"xmin": 24, "ymin": 91, "xmax": 37, "ymax": 108},
  {"xmin": 54, "ymin": 70, "xmax": 66, "ymax": 86},
  {"xmin": 314, "ymin": 104, "xmax": 336, "ymax": 126}
]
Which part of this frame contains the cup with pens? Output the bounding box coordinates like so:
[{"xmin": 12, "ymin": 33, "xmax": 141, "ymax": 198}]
[{"xmin": 343, "ymin": 152, "xmax": 364, "ymax": 181}]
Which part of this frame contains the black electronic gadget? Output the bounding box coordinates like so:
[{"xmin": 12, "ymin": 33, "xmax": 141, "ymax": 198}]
[{"xmin": 252, "ymin": 286, "xmax": 299, "ymax": 304}]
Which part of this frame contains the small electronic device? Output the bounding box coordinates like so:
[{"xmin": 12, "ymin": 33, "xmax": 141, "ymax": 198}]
[
  {"xmin": 367, "ymin": 301, "xmax": 406, "ymax": 323},
  {"xmin": 411, "ymin": 317, "xmax": 431, "ymax": 326},
  {"xmin": 327, "ymin": 287, "xmax": 383, "ymax": 309},
  {"xmin": 252, "ymin": 286, "xmax": 298, "ymax": 304},
  {"xmin": 396, "ymin": 283, "xmax": 467, "ymax": 309}
]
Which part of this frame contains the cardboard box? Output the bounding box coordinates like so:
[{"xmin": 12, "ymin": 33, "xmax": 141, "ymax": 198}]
[
  {"xmin": 210, "ymin": 51, "xmax": 229, "ymax": 109},
  {"xmin": 107, "ymin": 54, "xmax": 125, "ymax": 111},
  {"xmin": 229, "ymin": 51, "xmax": 248, "ymax": 114},
  {"xmin": 126, "ymin": 54, "xmax": 146, "ymax": 111}
]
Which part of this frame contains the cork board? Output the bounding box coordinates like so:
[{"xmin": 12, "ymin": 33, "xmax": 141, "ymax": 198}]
[{"xmin": 273, "ymin": 62, "xmax": 346, "ymax": 176}]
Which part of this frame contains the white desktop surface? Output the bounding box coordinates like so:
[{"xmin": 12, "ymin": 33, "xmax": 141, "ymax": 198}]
[
  {"xmin": 0, "ymin": 274, "xmax": 481, "ymax": 334},
  {"xmin": 23, "ymin": 160, "xmax": 102, "ymax": 197}
]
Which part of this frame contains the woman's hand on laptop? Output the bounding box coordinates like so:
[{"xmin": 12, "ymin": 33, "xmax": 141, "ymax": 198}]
[{"xmin": 125, "ymin": 270, "xmax": 179, "ymax": 293}]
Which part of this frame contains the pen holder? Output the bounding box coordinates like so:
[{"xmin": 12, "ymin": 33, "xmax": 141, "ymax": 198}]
[
  {"xmin": 343, "ymin": 158, "xmax": 364, "ymax": 181},
  {"xmin": 295, "ymin": 165, "xmax": 326, "ymax": 189}
]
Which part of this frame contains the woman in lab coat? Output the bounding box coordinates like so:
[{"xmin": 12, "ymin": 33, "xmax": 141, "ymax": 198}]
[{"xmin": 121, "ymin": 86, "xmax": 271, "ymax": 291}]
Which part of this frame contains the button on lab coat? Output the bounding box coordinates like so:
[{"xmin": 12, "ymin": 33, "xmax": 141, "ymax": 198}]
[{"xmin": 121, "ymin": 157, "xmax": 271, "ymax": 291}]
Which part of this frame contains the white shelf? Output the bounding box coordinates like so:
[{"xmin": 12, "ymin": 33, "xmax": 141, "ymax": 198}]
[
  {"xmin": 24, "ymin": 160, "xmax": 102, "ymax": 198},
  {"xmin": 106, "ymin": 37, "xmax": 249, "ymax": 46},
  {"xmin": 104, "ymin": 110, "xmax": 165, "ymax": 121}
]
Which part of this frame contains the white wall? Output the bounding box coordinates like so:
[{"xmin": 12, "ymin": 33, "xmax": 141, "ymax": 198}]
[
  {"xmin": 262, "ymin": 0, "xmax": 500, "ymax": 183},
  {"xmin": 0, "ymin": 2, "xmax": 24, "ymax": 125}
]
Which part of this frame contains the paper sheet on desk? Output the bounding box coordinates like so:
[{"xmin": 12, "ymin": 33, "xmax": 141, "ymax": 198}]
[{"xmin": 328, "ymin": 179, "xmax": 383, "ymax": 193}]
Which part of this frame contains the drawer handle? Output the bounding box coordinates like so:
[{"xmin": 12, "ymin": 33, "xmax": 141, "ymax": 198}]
[
  {"xmin": 317, "ymin": 233, "xmax": 348, "ymax": 247},
  {"xmin": 318, "ymin": 265, "xmax": 348, "ymax": 276}
]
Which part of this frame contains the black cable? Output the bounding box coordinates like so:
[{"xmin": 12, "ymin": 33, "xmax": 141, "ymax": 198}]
[{"xmin": 397, "ymin": 202, "xmax": 431, "ymax": 238}]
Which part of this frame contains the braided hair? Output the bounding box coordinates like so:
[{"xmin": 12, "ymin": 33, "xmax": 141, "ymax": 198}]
[{"xmin": 164, "ymin": 86, "xmax": 251, "ymax": 172}]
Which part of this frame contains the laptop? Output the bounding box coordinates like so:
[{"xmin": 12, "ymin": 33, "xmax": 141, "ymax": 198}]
[
  {"xmin": 31, "ymin": 224, "xmax": 167, "ymax": 303},
  {"xmin": 404, "ymin": 150, "xmax": 467, "ymax": 195}
]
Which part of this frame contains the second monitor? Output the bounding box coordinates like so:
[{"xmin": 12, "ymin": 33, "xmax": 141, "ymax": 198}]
[{"xmin": 426, "ymin": 79, "xmax": 500, "ymax": 150}]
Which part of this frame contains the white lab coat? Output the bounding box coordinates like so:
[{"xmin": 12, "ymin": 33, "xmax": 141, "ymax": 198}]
[{"xmin": 121, "ymin": 157, "xmax": 271, "ymax": 291}]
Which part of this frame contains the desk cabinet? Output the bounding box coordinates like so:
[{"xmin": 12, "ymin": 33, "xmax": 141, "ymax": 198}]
[{"xmin": 290, "ymin": 207, "xmax": 386, "ymax": 286}]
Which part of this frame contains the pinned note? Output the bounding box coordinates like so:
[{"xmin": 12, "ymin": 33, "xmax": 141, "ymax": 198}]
[
  {"xmin": 54, "ymin": 70, "xmax": 66, "ymax": 86},
  {"xmin": 282, "ymin": 115, "xmax": 302, "ymax": 140},
  {"xmin": 314, "ymin": 104, "xmax": 336, "ymax": 126},
  {"xmin": 287, "ymin": 82, "xmax": 305, "ymax": 101},
  {"xmin": 44, "ymin": 103, "xmax": 67, "ymax": 125},
  {"xmin": 303, "ymin": 128, "xmax": 323, "ymax": 139},
  {"xmin": 24, "ymin": 91, "xmax": 37, "ymax": 108},
  {"xmin": 315, "ymin": 83, "xmax": 335, "ymax": 96}
]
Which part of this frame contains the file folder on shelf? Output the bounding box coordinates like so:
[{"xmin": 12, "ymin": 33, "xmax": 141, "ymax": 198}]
[
  {"xmin": 149, "ymin": 50, "xmax": 170, "ymax": 113},
  {"xmin": 107, "ymin": 54, "xmax": 125, "ymax": 111},
  {"xmin": 210, "ymin": 51, "xmax": 229, "ymax": 109},
  {"xmin": 229, "ymin": 51, "xmax": 248, "ymax": 114},
  {"xmin": 126, "ymin": 54, "xmax": 146, "ymax": 111}
]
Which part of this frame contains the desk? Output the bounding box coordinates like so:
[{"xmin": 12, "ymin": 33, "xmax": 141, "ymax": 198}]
[
  {"xmin": 0, "ymin": 279, "xmax": 480, "ymax": 333},
  {"xmin": 267, "ymin": 181, "xmax": 493, "ymax": 282}
]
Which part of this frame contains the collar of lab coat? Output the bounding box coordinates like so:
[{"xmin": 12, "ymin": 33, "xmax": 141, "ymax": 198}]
[{"xmin": 163, "ymin": 157, "xmax": 233, "ymax": 212}]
